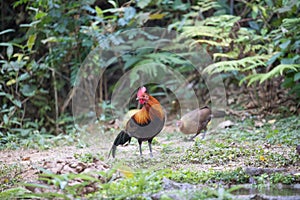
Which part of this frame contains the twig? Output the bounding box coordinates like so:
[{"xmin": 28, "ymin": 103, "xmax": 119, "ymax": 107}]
[
  {"xmin": 47, "ymin": 35, "xmax": 59, "ymax": 135},
  {"xmin": 61, "ymin": 87, "xmax": 76, "ymax": 113},
  {"xmin": 52, "ymin": 69, "xmax": 59, "ymax": 135}
]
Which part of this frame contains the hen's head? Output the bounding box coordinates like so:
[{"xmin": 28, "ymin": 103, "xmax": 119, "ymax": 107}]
[
  {"xmin": 176, "ymin": 120, "xmax": 183, "ymax": 129},
  {"xmin": 136, "ymin": 86, "xmax": 149, "ymax": 105}
]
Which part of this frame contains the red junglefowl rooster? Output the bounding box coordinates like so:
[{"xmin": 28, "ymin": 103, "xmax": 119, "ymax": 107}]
[
  {"xmin": 109, "ymin": 86, "xmax": 165, "ymax": 158},
  {"xmin": 176, "ymin": 106, "xmax": 212, "ymax": 140}
]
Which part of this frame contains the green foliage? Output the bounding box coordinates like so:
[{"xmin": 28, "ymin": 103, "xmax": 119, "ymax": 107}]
[
  {"xmin": 0, "ymin": 128, "xmax": 82, "ymax": 150},
  {"xmin": 178, "ymin": 0, "xmax": 300, "ymax": 99},
  {"xmin": 74, "ymin": 152, "xmax": 102, "ymax": 163},
  {"xmin": 163, "ymin": 167, "xmax": 249, "ymax": 185},
  {"xmin": 0, "ymin": 187, "xmax": 30, "ymax": 200},
  {"xmin": 1, "ymin": 0, "xmax": 299, "ymax": 150},
  {"xmin": 0, "ymin": 0, "xmax": 91, "ymax": 142}
]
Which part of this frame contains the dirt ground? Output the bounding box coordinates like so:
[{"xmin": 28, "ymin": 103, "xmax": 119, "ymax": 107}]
[
  {"xmin": 0, "ymin": 124, "xmax": 204, "ymax": 183},
  {"xmin": 1, "ymin": 122, "xmax": 299, "ymax": 187}
]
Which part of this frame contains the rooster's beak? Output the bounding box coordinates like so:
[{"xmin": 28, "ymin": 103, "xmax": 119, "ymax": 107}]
[{"xmin": 136, "ymin": 97, "xmax": 139, "ymax": 100}]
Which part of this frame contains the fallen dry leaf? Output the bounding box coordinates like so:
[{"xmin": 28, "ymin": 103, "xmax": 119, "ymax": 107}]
[
  {"xmin": 268, "ymin": 119, "xmax": 276, "ymax": 124},
  {"xmin": 259, "ymin": 155, "xmax": 266, "ymax": 162},
  {"xmin": 22, "ymin": 156, "xmax": 31, "ymax": 161}
]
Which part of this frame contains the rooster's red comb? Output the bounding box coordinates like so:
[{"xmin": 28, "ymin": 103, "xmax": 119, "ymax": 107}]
[{"xmin": 137, "ymin": 86, "xmax": 147, "ymax": 98}]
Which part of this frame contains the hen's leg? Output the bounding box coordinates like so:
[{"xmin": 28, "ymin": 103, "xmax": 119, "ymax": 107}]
[
  {"xmin": 202, "ymin": 131, "xmax": 207, "ymax": 139},
  {"xmin": 190, "ymin": 132, "xmax": 200, "ymax": 141},
  {"xmin": 201, "ymin": 128, "xmax": 208, "ymax": 139}
]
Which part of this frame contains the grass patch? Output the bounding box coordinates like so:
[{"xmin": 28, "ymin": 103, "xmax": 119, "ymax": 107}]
[
  {"xmin": 0, "ymin": 128, "xmax": 86, "ymax": 150},
  {"xmin": 0, "ymin": 164, "xmax": 23, "ymax": 192},
  {"xmin": 217, "ymin": 116, "xmax": 300, "ymax": 146},
  {"xmin": 1, "ymin": 167, "xmax": 299, "ymax": 199},
  {"xmin": 183, "ymin": 139, "xmax": 299, "ymax": 168}
]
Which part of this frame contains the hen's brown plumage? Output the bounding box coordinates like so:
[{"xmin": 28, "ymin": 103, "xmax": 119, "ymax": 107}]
[
  {"xmin": 109, "ymin": 86, "xmax": 165, "ymax": 158},
  {"xmin": 177, "ymin": 106, "xmax": 211, "ymax": 140}
]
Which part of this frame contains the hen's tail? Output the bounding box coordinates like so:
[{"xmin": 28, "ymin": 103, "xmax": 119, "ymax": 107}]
[{"xmin": 108, "ymin": 130, "xmax": 131, "ymax": 158}]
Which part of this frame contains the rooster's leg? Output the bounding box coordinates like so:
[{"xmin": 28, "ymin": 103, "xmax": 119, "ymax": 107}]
[
  {"xmin": 138, "ymin": 140, "xmax": 143, "ymax": 156},
  {"xmin": 148, "ymin": 138, "xmax": 153, "ymax": 157}
]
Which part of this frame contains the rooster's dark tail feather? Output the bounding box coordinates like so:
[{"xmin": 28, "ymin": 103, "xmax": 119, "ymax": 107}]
[{"xmin": 108, "ymin": 131, "xmax": 131, "ymax": 158}]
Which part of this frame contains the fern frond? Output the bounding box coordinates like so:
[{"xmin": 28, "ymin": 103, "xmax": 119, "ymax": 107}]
[
  {"xmin": 259, "ymin": 64, "xmax": 300, "ymax": 83},
  {"xmin": 129, "ymin": 59, "xmax": 166, "ymax": 86},
  {"xmin": 203, "ymin": 55, "xmax": 269, "ymax": 74},
  {"xmin": 182, "ymin": 26, "xmax": 224, "ymax": 39},
  {"xmin": 240, "ymin": 74, "xmax": 264, "ymax": 86},
  {"xmin": 240, "ymin": 64, "xmax": 300, "ymax": 86},
  {"xmin": 213, "ymin": 51, "xmax": 239, "ymax": 60},
  {"xmin": 192, "ymin": 39, "xmax": 230, "ymax": 47},
  {"xmin": 204, "ymin": 15, "xmax": 241, "ymax": 27},
  {"xmin": 197, "ymin": 0, "xmax": 222, "ymax": 12},
  {"xmin": 282, "ymin": 18, "xmax": 300, "ymax": 33}
]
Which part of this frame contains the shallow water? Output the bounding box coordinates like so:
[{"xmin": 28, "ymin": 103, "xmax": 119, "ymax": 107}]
[{"xmin": 231, "ymin": 184, "xmax": 300, "ymax": 199}]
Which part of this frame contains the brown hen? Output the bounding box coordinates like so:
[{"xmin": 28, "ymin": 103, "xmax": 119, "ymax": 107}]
[{"xmin": 177, "ymin": 106, "xmax": 211, "ymax": 140}]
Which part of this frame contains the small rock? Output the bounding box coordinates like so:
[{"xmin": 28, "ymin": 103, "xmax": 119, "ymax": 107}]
[
  {"xmin": 264, "ymin": 143, "xmax": 271, "ymax": 148},
  {"xmin": 296, "ymin": 145, "xmax": 300, "ymax": 155},
  {"xmin": 162, "ymin": 177, "xmax": 195, "ymax": 190},
  {"xmin": 254, "ymin": 121, "xmax": 264, "ymax": 128},
  {"xmin": 69, "ymin": 162, "xmax": 78, "ymax": 168},
  {"xmin": 218, "ymin": 120, "xmax": 234, "ymax": 129},
  {"xmin": 61, "ymin": 164, "xmax": 75, "ymax": 174},
  {"xmin": 294, "ymin": 184, "xmax": 300, "ymax": 189},
  {"xmin": 83, "ymin": 186, "xmax": 96, "ymax": 194}
]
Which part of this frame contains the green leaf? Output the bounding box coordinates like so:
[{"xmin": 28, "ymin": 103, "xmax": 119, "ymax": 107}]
[
  {"xmin": 21, "ymin": 84, "xmax": 36, "ymax": 97},
  {"xmin": 95, "ymin": 6, "xmax": 103, "ymax": 17},
  {"xmin": 20, "ymin": 20, "xmax": 41, "ymax": 27},
  {"xmin": 294, "ymin": 72, "xmax": 300, "ymax": 81},
  {"xmin": 108, "ymin": 0, "xmax": 117, "ymax": 8},
  {"xmin": 173, "ymin": 0, "xmax": 190, "ymax": 11},
  {"xmin": 13, "ymin": 99, "xmax": 22, "ymax": 108},
  {"xmin": 27, "ymin": 34, "xmax": 37, "ymax": 51},
  {"xmin": 137, "ymin": 0, "xmax": 151, "ymax": 9},
  {"xmin": 0, "ymin": 187, "xmax": 29, "ymax": 199},
  {"xmin": 35, "ymin": 11, "xmax": 47, "ymax": 19},
  {"xmin": 41, "ymin": 37, "xmax": 58, "ymax": 44},
  {"xmin": 267, "ymin": 52, "xmax": 281, "ymax": 66},
  {"xmin": 252, "ymin": 5, "xmax": 258, "ymax": 19},
  {"xmin": 22, "ymin": 183, "xmax": 49, "ymax": 189},
  {"xmin": 12, "ymin": 128, "xmax": 31, "ymax": 136},
  {"xmin": 7, "ymin": 45, "xmax": 13, "ymax": 59},
  {"xmin": 281, "ymin": 58, "xmax": 294, "ymax": 65},
  {"xmin": 279, "ymin": 40, "xmax": 291, "ymax": 50},
  {"xmin": 3, "ymin": 114, "xmax": 9, "ymax": 124},
  {"xmin": 124, "ymin": 56, "xmax": 141, "ymax": 70},
  {"xmin": 6, "ymin": 79, "xmax": 16, "ymax": 86},
  {"xmin": 17, "ymin": 72, "xmax": 30, "ymax": 82},
  {"xmin": 0, "ymin": 29, "xmax": 15, "ymax": 35}
]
